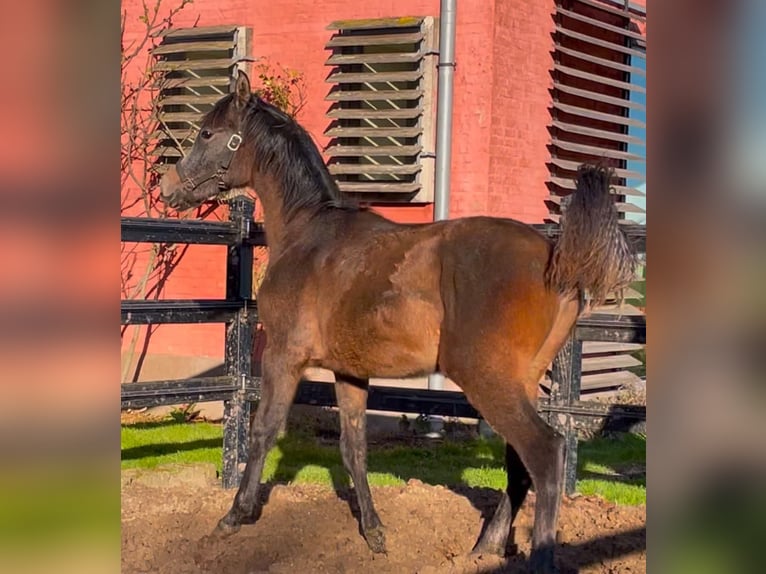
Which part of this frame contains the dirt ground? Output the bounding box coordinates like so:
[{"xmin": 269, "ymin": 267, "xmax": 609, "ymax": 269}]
[{"xmin": 121, "ymin": 464, "xmax": 645, "ymax": 574}]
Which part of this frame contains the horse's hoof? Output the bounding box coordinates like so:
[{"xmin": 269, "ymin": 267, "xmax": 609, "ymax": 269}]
[
  {"xmin": 528, "ymin": 547, "xmax": 557, "ymax": 574},
  {"xmin": 470, "ymin": 540, "xmax": 506, "ymax": 558},
  {"xmin": 364, "ymin": 526, "xmax": 387, "ymax": 554},
  {"xmin": 215, "ymin": 514, "xmax": 242, "ymax": 537}
]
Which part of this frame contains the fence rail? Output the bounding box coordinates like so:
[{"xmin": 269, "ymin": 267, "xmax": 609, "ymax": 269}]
[
  {"xmin": 122, "ymin": 299, "xmax": 254, "ymax": 324},
  {"xmin": 121, "ymin": 376, "xmax": 647, "ymax": 419},
  {"xmin": 121, "ymin": 216, "xmax": 267, "ymax": 245},
  {"xmin": 120, "ymin": 202, "xmax": 646, "ymax": 491}
]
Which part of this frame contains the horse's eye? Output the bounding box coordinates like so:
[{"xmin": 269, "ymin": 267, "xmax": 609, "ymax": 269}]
[{"xmin": 200, "ymin": 130, "xmax": 213, "ymax": 140}]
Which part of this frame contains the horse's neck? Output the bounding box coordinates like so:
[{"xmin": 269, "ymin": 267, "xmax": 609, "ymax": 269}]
[
  {"xmin": 251, "ymin": 173, "xmax": 320, "ymax": 258},
  {"xmin": 249, "ymin": 177, "xmax": 284, "ymax": 255}
]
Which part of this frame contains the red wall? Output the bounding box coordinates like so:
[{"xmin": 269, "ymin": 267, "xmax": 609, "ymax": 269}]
[{"xmin": 120, "ymin": 0, "xmax": 611, "ymax": 363}]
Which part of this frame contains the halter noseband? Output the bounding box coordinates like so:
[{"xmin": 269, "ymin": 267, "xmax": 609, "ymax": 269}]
[{"xmin": 181, "ymin": 132, "xmax": 243, "ymax": 194}]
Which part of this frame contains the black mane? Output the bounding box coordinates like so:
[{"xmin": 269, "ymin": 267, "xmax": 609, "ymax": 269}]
[{"xmin": 204, "ymin": 94, "xmax": 358, "ymax": 220}]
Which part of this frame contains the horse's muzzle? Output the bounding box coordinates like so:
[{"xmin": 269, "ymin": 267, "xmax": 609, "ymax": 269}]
[{"xmin": 159, "ymin": 167, "xmax": 184, "ymax": 208}]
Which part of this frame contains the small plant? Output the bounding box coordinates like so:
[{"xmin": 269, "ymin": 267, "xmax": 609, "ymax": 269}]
[
  {"xmin": 252, "ymin": 61, "xmax": 307, "ymax": 118},
  {"xmin": 169, "ymin": 403, "xmax": 200, "ymax": 423}
]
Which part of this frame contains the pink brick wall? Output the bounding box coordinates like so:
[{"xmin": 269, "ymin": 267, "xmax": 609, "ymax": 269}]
[{"xmin": 486, "ymin": 0, "xmax": 556, "ymax": 223}]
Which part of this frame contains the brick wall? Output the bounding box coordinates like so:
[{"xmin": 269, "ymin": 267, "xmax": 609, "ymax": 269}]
[{"xmin": 486, "ymin": 0, "xmax": 556, "ymax": 223}]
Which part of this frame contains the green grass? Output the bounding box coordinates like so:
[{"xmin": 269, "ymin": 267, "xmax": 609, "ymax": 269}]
[
  {"xmin": 121, "ymin": 421, "xmax": 645, "ymax": 505},
  {"xmin": 577, "ymin": 433, "xmax": 646, "ymax": 505}
]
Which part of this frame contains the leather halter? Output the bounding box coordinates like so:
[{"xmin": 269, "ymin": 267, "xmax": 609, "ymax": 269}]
[{"xmin": 180, "ymin": 132, "xmax": 243, "ymax": 194}]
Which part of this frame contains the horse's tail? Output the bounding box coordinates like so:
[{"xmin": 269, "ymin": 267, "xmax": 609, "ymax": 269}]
[{"xmin": 546, "ymin": 163, "xmax": 637, "ymax": 310}]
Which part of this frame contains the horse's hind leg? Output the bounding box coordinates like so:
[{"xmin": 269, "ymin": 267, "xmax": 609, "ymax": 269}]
[
  {"xmin": 217, "ymin": 349, "xmax": 302, "ymax": 534},
  {"xmin": 461, "ymin": 390, "xmax": 564, "ymax": 574},
  {"xmin": 521, "ymin": 407, "xmax": 565, "ymax": 574},
  {"xmin": 334, "ymin": 375, "xmax": 386, "ymax": 554},
  {"xmin": 472, "ymin": 442, "xmax": 532, "ymax": 556}
]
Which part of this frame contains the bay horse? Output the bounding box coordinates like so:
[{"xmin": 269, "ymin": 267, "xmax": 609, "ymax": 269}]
[{"xmin": 160, "ymin": 71, "xmax": 635, "ymax": 573}]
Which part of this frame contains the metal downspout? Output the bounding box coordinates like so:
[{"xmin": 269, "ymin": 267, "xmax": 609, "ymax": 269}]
[{"xmin": 426, "ymin": 0, "xmax": 457, "ymax": 416}]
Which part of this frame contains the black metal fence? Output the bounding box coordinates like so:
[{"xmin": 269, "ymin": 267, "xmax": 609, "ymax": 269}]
[{"xmin": 120, "ymin": 198, "xmax": 646, "ymax": 492}]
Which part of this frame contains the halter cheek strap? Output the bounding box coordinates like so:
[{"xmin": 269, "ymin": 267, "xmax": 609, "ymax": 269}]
[{"xmin": 181, "ymin": 132, "xmax": 243, "ymax": 194}]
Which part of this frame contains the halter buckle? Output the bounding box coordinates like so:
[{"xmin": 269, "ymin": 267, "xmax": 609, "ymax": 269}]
[{"xmin": 227, "ymin": 133, "xmax": 243, "ymax": 151}]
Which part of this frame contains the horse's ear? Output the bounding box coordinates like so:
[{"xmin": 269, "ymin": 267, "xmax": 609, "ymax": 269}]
[{"xmin": 234, "ymin": 70, "xmax": 251, "ymax": 109}]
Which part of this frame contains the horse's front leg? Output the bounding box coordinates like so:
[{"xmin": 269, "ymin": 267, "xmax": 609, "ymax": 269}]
[
  {"xmin": 217, "ymin": 349, "xmax": 302, "ymax": 534},
  {"xmin": 334, "ymin": 374, "xmax": 386, "ymax": 554}
]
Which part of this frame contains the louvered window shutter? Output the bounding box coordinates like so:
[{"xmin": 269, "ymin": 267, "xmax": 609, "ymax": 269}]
[
  {"xmin": 324, "ymin": 17, "xmax": 438, "ymax": 202},
  {"xmin": 548, "ymin": 0, "xmax": 646, "ymax": 223}
]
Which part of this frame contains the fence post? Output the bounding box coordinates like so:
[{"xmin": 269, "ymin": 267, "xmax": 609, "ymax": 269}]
[
  {"xmin": 222, "ymin": 197, "xmax": 255, "ymax": 489},
  {"xmin": 550, "ymin": 334, "xmax": 583, "ymax": 496}
]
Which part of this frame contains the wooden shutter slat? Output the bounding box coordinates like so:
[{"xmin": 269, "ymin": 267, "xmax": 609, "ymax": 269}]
[
  {"xmin": 547, "ymin": 194, "xmax": 644, "ymax": 213},
  {"xmin": 548, "ymin": 177, "xmax": 644, "ymax": 197},
  {"xmin": 329, "ymin": 163, "xmax": 422, "ymax": 175},
  {"xmin": 151, "ymin": 146, "xmax": 184, "ymax": 157},
  {"xmin": 324, "ymin": 126, "xmax": 421, "ymax": 138},
  {"xmin": 157, "ymin": 112, "xmax": 207, "ymax": 123},
  {"xmin": 549, "ymin": 158, "xmax": 644, "ymax": 180},
  {"xmin": 551, "ymin": 138, "xmax": 645, "ymax": 161},
  {"xmin": 546, "ymin": 192, "xmax": 646, "ymax": 213},
  {"xmin": 326, "ymin": 31, "xmax": 423, "ymax": 47},
  {"xmin": 573, "ymin": 0, "xmax": 646, "ymax": 22},
  {"xmin": 152, "ymin": 128, "xmax": 197, "ymax": 141},
  {"xmin": 325, "ymin": 70, "xmax": 423, "ymax": 84},
  {"xmin": 325, "ymin": 144, "xmax": 422, "ymax": 157},
  {"xmin": 152, "ymin": 40, "xmax": 236, "ymax": 55},
  {"xmin": 552, "ymin": 120, "xmax": 644, "ymax": 146},
  {"xmin": 327, "ymin": 108, "xmax": 421, "ymax": 120},
  {"xmin": 157, "ymin": 94, "xmax": 224, "ymax": 105},
  {"xmin": 326, "ymin": 52, "xmax": 422, "ymax": 65},
  {"xmin": 337, "ymin": 181, "xmax": 420, "ymax": 193},
  {"xmin": 553, "ymin": 82, "xmax": 646, "ymax": 112},
  {"xmin": 580, "ymin": 370, "xmax": 641, "ymax": 391},
  {"xmin": 161, "ymin": 76, "xmax": 232, "ymax": 89},
  {"xmin": 555, "ymin": 24, "xmax": 646, "ymax": 59},
  {"xmin": 545, "ymin": 213, "xmax": 636, "ymax": 228},
  {"xmin": 553, "ymin": 102, "xmax": 646, "ymax": 129},
  {"xmin": 555, "ymin": 44, "xmax": 646, "ymax": 77},
  {"xmin": 556, "ymin": 6, "xmax": 645, "ymax": 42},
  {"xmin": 546, "ymin": 214, "xmax": 645, "ymax": 225},
  {"xmin": 327, "ymin": 17, "xmax": 424, "ymax": 31},
  {"xmin": 583, "ymin": 342, "xmax": 644, "ymax": 354},
  {"xmin": 154, "ymin": 58, "xmax": 235, "ymax": 72},
  {"xmin": 326, "ymin": 89, "xmax": 423, "ymax": 102},
  {"xmin": 582, "ymin": 354, "xmax": 643, "ymax": 372},
  {"xmin": 554, "ymin": 63, "xmax": 645, "ymax": 94},
  {"xmin": 161, "ymin": 25, "xmax": 239, "ymax": 38}
]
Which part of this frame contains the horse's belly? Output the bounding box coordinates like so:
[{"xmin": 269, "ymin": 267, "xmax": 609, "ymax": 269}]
[{"xmin": 322, "ymin": 295, "xmax": 441, "ymax": 379}]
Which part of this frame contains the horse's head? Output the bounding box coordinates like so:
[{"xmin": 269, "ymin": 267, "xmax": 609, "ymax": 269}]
[{"xmin": 160, "ymin": 71, "xmax": 253, "ymax": 210}]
